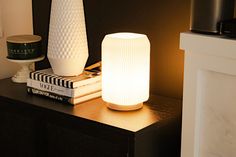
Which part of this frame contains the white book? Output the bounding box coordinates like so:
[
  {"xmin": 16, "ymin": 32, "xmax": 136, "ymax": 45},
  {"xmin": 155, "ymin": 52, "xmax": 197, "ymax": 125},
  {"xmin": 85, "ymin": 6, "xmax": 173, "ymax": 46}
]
[
  {"xmin": 27, "ymin": 78, "xmax": 101, "ymax": 97},
  {"xmin": 70, "ymin": 91, "xmax": 101, "ymax": 105},
  {"xmin": 29, "ymin": 62, "xmax": 101, "ymax": 88},
  {"xmin": 27, "ymin": 87, "xmax": 101, "ymax": 105}
]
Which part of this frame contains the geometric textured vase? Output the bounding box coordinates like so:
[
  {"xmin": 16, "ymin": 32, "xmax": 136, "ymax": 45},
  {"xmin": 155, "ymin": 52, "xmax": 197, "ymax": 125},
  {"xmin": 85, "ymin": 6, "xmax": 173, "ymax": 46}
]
[
  {"xmin": 47, "ymin": 0, "xmax": 88, "ymax": 76},
  {"xmin": 102, "ymin": 32, "xmax": 150, "ymax": 111}
]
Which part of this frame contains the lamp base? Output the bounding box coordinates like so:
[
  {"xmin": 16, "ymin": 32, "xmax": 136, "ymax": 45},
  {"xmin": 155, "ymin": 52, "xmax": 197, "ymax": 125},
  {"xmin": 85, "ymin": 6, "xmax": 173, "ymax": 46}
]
[{"xmin": 106, "ymin": 102, "xmax": 143, "ymax": 111}]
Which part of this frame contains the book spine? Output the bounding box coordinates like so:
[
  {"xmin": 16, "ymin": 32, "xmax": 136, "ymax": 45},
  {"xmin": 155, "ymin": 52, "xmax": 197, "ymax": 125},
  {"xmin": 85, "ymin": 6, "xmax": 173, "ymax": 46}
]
[
  {"xmin": 29, "ymin": 62, "xmax": 101, "ymax": 88},
  {"xmin": 27, "ymin": 79, "xmax": 73, "ymax": 97},
  {"xmin": 30, "ymin": 71, "xmax": 73, "ymax": 88},
  {"xmin": 27, "ymin": 87, "xmax": 101, "ymax": 105},
  {"xmin": 27, "ymin": 79, "xmax": 101, "ymax": 97},
  {"xmin": 29, "ymin": 71, "xmax": 101, "ymax": 89},
  {"xmin": 27, "ymin": 87, "xmax": 72, "ymax": 105}
]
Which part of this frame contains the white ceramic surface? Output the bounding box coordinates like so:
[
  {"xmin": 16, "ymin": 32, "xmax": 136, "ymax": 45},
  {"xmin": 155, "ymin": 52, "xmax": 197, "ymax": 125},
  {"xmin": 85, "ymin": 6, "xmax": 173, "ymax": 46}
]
[
  {"xmin": 47, "ymin": 0, "xmax": 88, "ymax": 76},
  {"xmin": 7, "ymin": 55, "xmax": 45, "ymax": 83}
]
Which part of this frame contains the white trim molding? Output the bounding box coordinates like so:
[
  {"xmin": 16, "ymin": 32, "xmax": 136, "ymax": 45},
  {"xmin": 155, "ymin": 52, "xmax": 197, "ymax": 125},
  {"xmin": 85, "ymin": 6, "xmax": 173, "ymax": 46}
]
[{"xmin": 180, "ymin": 32, "xmax": 236, "ymax": 157}]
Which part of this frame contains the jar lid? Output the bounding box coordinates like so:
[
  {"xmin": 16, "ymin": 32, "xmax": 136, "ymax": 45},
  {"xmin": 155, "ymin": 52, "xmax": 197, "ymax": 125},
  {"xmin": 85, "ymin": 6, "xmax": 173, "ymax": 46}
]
[{"xmin": 6, "ymin": 35, "xmax": 42, "ymax": 43}]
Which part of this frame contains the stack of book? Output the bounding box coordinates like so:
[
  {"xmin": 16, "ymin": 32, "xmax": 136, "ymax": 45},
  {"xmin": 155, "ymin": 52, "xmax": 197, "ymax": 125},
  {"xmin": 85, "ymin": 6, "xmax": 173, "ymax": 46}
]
[{"xmin": 27, "ymin": 62, "xmax": 102, "ymax": 105}]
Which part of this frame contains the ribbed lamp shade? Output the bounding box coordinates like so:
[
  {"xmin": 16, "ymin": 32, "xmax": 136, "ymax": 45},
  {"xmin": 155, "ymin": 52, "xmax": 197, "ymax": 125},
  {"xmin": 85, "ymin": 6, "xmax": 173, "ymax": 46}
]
[
  {"xmin": 47, "ymin": 0, "xmax": 88, "ymax": 76},
  {"xmin": 102, "ymin": 33, "xmax": 150, "ymax": 111}
]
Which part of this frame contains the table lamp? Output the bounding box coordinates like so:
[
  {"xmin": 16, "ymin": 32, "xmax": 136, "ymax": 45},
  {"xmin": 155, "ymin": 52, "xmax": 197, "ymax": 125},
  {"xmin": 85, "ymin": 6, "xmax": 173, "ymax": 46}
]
[{"xmin": 102, "ymin": 32, "xmax": 150, "ymax": 111}]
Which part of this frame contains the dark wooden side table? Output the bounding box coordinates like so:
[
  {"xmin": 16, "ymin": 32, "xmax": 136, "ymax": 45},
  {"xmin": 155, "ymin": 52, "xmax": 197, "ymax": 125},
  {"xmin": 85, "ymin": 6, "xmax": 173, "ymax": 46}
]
[{"xmin": 0, "ymin": 78, "xmax": 182, "ymax": 157}]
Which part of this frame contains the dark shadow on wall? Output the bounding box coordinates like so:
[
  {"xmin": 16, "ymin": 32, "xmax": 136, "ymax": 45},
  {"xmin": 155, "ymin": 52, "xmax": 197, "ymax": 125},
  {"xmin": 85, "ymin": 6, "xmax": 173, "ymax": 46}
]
[{"xmin": 33, "ymin": 0, "xmax": 191, "ymax": 99}]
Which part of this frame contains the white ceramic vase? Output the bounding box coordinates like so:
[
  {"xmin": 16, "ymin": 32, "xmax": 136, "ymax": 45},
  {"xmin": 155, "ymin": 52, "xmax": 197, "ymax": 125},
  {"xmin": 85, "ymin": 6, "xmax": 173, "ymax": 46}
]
[{"xmin": 47, "ymin": 0, "xmax": 88, "ymax": 76}]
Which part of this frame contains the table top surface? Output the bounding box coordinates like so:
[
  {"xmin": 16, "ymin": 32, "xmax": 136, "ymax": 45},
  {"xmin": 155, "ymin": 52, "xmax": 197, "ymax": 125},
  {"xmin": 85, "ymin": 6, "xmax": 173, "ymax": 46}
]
[{"xmin": 0, "ymin": 78, "xmax": 182, "ymax": 133}]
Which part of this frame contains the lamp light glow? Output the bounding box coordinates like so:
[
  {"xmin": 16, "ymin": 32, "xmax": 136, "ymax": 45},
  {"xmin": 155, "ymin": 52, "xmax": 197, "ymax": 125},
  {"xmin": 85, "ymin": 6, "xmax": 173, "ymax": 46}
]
[{"xmin": 102, "ymin": 32, "xmax": 150, "ymax": 111}]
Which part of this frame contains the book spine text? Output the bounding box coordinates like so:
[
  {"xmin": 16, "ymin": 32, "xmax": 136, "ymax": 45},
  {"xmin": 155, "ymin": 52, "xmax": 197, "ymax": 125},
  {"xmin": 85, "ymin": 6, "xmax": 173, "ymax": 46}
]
[
  {"xmin": 27, "ymin": 87, "xmax": 72, "ymax": 104},
  {"xmin": 27, "ymin": 79, "xmax": 101, "ymax": 97}
]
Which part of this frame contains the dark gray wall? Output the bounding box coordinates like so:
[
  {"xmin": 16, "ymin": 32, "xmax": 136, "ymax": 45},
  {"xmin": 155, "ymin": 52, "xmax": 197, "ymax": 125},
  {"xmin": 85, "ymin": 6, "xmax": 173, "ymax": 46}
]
[
  {"xmin": 84, "ymin": 0, "xmax": 191, "ymax": 99},
  {"xmin": 33, "ymin": 0, "xmax": 191, "ymax": 99}
]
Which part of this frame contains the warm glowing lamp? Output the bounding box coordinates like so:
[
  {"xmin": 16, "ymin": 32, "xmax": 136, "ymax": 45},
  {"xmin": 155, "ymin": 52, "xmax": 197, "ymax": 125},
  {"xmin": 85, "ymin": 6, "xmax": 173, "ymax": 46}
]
[{"xmin": 102, "ymin": 32, "xmax": 150, "ymax": 111}]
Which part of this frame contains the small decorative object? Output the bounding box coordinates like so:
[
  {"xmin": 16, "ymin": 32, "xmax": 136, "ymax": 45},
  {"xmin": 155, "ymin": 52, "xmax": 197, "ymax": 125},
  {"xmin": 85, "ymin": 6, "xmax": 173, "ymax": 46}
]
[
  {"xmin": 47, "ymin": 0, "xmax": 88, "ymax": 76},
  {"xmin": 7, "ymin": 55, "xmax": 45, "ymax": 83},
  {"xmin": 6, "ymin": 34, "xmax": 44, "ymax": 83},
  {"xmin": 6, "ymin": 35, "xmax": 42, "ymax": 59},
  {"xmin": 190, "ymin": 0, "xmax": 234, "ymax": 34},
  {"xmin": 102, "ymin": 32, "xmax": 150, "ymax": 111}
]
